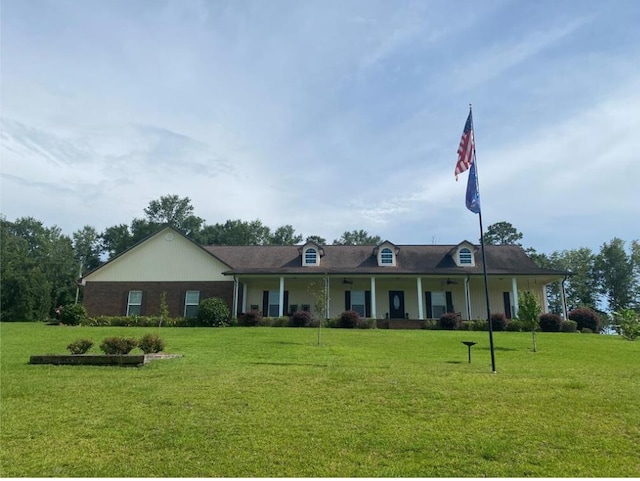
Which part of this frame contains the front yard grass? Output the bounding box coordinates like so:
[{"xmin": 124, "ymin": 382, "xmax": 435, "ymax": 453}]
[{"xmin": 1, "ymin": 323, "xmax": 639, "ymax": 477}]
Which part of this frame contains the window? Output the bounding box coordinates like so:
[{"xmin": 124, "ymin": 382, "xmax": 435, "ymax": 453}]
[
  {"xmin": 459, "ymin": 248, "xmax": 473, "ymax": 265},
  {"xmin": 127, "ymin": 291, "xmax": 142, "ymax": 316},
  {"xmin": 380, "ymin": 248, "xmax": 394, "ymax": 264},
  {"xmin": 184, "ymin": 290, "xmax": 200, "ymax": 318},
  {"xmin": 431, "ymin": 291, "xmax": 447, "ymax": 319},
  {"xmin": 350, "ymin": 290, "xmax": 366, "ymax": 317},
  {"xmin": 304, "ymin": 248, "xmax": 317, "ymax": 265},
  {"xmin": 268, "ymin": 291, "xmax": 280, "ymax": 317}
]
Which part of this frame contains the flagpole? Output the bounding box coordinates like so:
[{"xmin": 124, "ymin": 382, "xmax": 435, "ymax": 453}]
[{"xmin": 469, "ymin": 104, "xmax": 497, "ymax": 374}]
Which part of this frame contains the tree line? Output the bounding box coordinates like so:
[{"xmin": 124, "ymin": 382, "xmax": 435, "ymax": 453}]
[
  {"xmin": 1, "ymin": 195, "xmax": 638, "ymax": 322},
  {"xmin": 481, "ymin": 221, "xmax": 640, "ymax": 324},
  {"xmin": 0, "ymin": 195, "xmax": 381, "ymax": 321}
]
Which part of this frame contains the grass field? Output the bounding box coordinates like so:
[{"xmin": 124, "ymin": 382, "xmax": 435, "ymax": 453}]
[{"xmin": 1, "ymin": 323, "xmax": 639, "ymax": 477}]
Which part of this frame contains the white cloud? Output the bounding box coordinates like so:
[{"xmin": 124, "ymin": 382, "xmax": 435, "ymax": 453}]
[{"xmin": 1, "ymin": 0, "xmax": 639, "ymax": 254}]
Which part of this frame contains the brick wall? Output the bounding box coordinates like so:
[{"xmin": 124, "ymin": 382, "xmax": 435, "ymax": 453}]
[{"xmin": 83, "ymin": 281, "xmax": 235, "ymax": 317}]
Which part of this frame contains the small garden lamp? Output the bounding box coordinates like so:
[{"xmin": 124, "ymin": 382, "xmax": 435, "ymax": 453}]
[{"xmin": 462, "ymin": 341, "xmax": 477, "ymax": 363}]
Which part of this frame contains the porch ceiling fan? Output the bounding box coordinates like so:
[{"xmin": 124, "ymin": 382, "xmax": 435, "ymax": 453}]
[{"xmin": 445, "ymin": 278, "xmax": 459, "ymax": 285}]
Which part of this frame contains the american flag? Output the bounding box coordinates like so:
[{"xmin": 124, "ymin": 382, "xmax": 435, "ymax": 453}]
[{"xmin": 455, "ymin": 110, "xmax": 475, "ymax": 180}]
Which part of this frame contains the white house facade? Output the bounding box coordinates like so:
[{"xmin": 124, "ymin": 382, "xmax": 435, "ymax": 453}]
[{"xmin": 81, "ymin": 226, "xmax": 567, "ymax": 325}]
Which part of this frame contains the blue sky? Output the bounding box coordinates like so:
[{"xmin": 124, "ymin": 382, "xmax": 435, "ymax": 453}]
[{"xmin": 1, "ymin": 0, "xmax": 639, "ymax": 254}]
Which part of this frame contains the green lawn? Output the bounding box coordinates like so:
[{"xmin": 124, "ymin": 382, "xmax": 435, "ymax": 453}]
[{"xmin": 1, "ymin": 323, "xmax": 639, "ymax": 477}]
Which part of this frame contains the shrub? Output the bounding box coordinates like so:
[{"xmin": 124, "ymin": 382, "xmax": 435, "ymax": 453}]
[
  {"xmin": 59, "ymin": 304, "xmax": 88, "ymax": 326},
  {"xmin": 80, "ymin": 316, "xmax": 194, "ymax": 327},
  {"xmin": 539, "ymin": 313, "xmax": 562, "ymax": 332},
  {"xmin": 506, "ymin": 319, "xmax": 524, "ymax": 332},
  {"xmin": 138, "ymin": 333, "xmax": 165, "ymax": 354},
  {"xmin": 421, "ymin": 319, "xmax": 438, "ymax": 330},
  {"xmin": 99, "ymin": 337, "xmax": 138, "ymax": 355},
  {"xmin": 438, "ymin": 312, "xmax": 459, "ymax": 330},
  {"xmin": 568, "ymin": 308, "xmax": 601, "ymax": 333},
  {"xmin": 471, "ymin": 319, "xmax": 489, "ymax": 331},
  {"xmin": 613, "ymin": 308, "xmax": 640, "ymax": 341},
  {"xmin": 458, "ymin": 320, "xmax": 473, "ymax": 331},
  {"xmin": 490, "ymin": 313, "xmax": 508, "ymax": 331},
  {"xmin": 196, "ymin": 297, "xmax": 230, "ymax": 327},
  {"xmin": 239, "ymin": 310, "xmax": 262, "ymax": 327},
  {"xmin": 307, "ymin": 317, "xmax": 321, "ymax": 328},
  {"xmin": 326, "ymin": 317, "xmax": 338, "ymax": 328},
  {"xmin": 337, "ymin": 310, "xmax": 360, "ymax": 328},
  {"xmin": 289, "ymin": 310, "xmax": 312, "ymax": 327},
  {"xmin": 581, "ymin": 327, "xmax": 594, "ymax": 334},
  {"xmin": 356, "ymin": 318, "xmax": 376, "ymax": 329},
  {"xmin": 67, "ymin": 339, "xmax": 93, "ymax": 355},
  {"xmin": 560, "ymin": 320, "xmax": 578, "ymax": 333}
]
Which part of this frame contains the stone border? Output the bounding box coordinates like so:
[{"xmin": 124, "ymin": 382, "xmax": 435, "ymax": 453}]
[
  {"xmin": 29, "ymin": 353, "xmax": 183, "ymax": 367},
  {"xmin": 30, "ymin": 354, "xmax": 145, "ymax": 366},
  {"xmin": 143, "ymin": 353, "xmax": 184, "ymax": 363}
]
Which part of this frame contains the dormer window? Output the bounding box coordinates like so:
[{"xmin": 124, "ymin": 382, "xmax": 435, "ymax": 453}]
[
  {"xmin": 459, "ymin": 248, "xmax": 473, "ymax": 265},
  {"xmin": 375, "ymin": 241, "xmax": 399, "ymax": 266},
  {"xmin": 451, "ymin": 241, "xmax": 476, "ymax": 267},
  {"xmin": 300, "ymin": 242, "xmax": 323, "ymax": 266},
  {"xmin": 304, "ymin": 248, "xmax": 318, "ymax": 265},
  {"xmin": 381, "ymin": 248, "xmax": 394, "ymax": 264}
]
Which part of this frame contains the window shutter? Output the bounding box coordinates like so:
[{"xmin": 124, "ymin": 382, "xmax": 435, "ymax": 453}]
[
  {"xmin": 345, "ymin": 291, "xmax": 351, "ymax": 311},
  {"xmin": 365, "ymin": 291, "xmax": 371, "ymax": 317},
  {"xmin": 425, "ymin": 292, "xmax": 432, "ymax": 318},
  {"xmin": 283, "ymin": 291, "xmax": 289, "ymax": 316},
  {"xmin": 503, "ymin": 292, "xmax": 512, "ymax": 319},
  {"xmin": 446, "ymin": 291, "xmax": 454, "ymax": 313},
  {"xmin": 262, "ymin": 291, "xmax": 268, "ymax": 316}
]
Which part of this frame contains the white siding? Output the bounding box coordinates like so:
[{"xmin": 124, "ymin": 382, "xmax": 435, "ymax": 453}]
[{"xmin": 84, "ymin": 228, "xmax": 229, "ymax": 282}]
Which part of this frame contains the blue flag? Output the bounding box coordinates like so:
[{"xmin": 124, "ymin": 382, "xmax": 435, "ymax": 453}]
[{"xmin": 466, "ymin": 159, "xmax": 481, "ymax": 214}]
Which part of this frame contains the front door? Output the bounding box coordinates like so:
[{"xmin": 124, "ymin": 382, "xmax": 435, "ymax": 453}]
[{"xmin": 388, "ymin": 291, "xmax": 405, "ymax": 319}]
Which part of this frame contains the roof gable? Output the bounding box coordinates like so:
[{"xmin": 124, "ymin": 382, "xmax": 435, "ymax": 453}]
[{"xmin": 82, "ymin": 226, "xmax": 232, "ymax": 283}]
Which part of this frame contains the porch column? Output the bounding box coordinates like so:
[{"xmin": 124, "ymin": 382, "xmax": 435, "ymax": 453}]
[
  {"xmin": 511, "ymin": 277, "xmax": 519, "ymax": 318},
  {"xmin": 465, "ymin": 276, "xmax": 471, "ymax": 319},
  {"xmin": 278, "ymin": 277, "xmax": 285, "ymax": 317},
  {"xmin": 561, "ymin": 277, "xmax": 568, "ymax": 318},
  {"xmin": 543, "ymin": 284, "xmax": 550, "ymax": 313},
  {"xmin": 241, "ymin": 280, "xmax": 247, "ymax": 313},
  {"xmin": 370, "ymin": 276, "xmax": 377, "ymax": 319},
  {"xmin": 233, "ymin": 277, "xmax": 239, "ymax": 318},
  {"xmin": 416, "ymin": 277, "xmax": 424, "ymax": 320},
  {"xmin": 324, "ymin": 276, "xmax": 330, "ymax": 319}
]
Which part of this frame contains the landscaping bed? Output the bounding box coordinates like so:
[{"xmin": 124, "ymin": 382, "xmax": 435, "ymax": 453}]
[{"xmin": 29, "ymin": 353, "xmax": 182, "ymax": 366}]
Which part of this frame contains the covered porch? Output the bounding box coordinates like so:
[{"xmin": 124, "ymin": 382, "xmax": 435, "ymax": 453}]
[{"xmin": 231, "ymin": 273, "xmax": 562, "ymax": 322}]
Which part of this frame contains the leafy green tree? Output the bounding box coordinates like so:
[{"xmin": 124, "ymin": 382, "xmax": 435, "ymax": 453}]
[
  {"xmin": 518, "ymin": 291, "xmax": 542, "ymax": 352},
  {"xmin": 197, "ymin": 219, "xmax": 271, "ymax": 245},
  {"xmin": 143, "ymin": 194, "xmax": 203, "ymax": 236},
  {"xmin": 73, "ymin": 225, "xmax": 102, "ymax": 273},
  {"xmin": 0, "ymin": 217, "xmax": 76, "ymax": 320},
  {"xmin": 307, "ymin": 278, "xmax": 330, "ymax": 345},
  {"xmin": 482, "ymin": 221, "xmax": 523, "ymax": 245},
  {"xmin": 306, "ymin": 235, "xmax": 327, "ymax": 245},
  {"xmin": 100, "ymin": 224, "xmax": 133, "ymax": 259},
  {"xmin": 130, "ymin": 218, "xmax": 161, "ymax": 244},
  {"xmin": 333, "ymin": 230, "xmax": 381, "ymax": 246},
  {"xmin": 595, "ymin": 238, "xmax": 638, "ymax": 312},
  {"xmin": 268, "ymin": 225, "xmax": 303, "ymax": 245},
  {"xmin": 530, "ymin": 252, "xmax": 564, "ymax": 314},
  {"xmin": 544, "ymin": 248, "xmax": 598, "ymax": 310},
  {"xmin": 612, "ymin": 308, "xmax": 640, "ymax": 341}
]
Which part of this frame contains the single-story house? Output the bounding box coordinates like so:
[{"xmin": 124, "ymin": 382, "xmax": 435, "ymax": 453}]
[{"xmin": 80, "ymin": 226, "xmax": 568, "ymax": 324}]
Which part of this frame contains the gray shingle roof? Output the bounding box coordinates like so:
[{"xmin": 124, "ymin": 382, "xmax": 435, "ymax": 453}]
[{"xmin": 203, "ymin": 244, "xmax": 567, "ymax": 277}]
